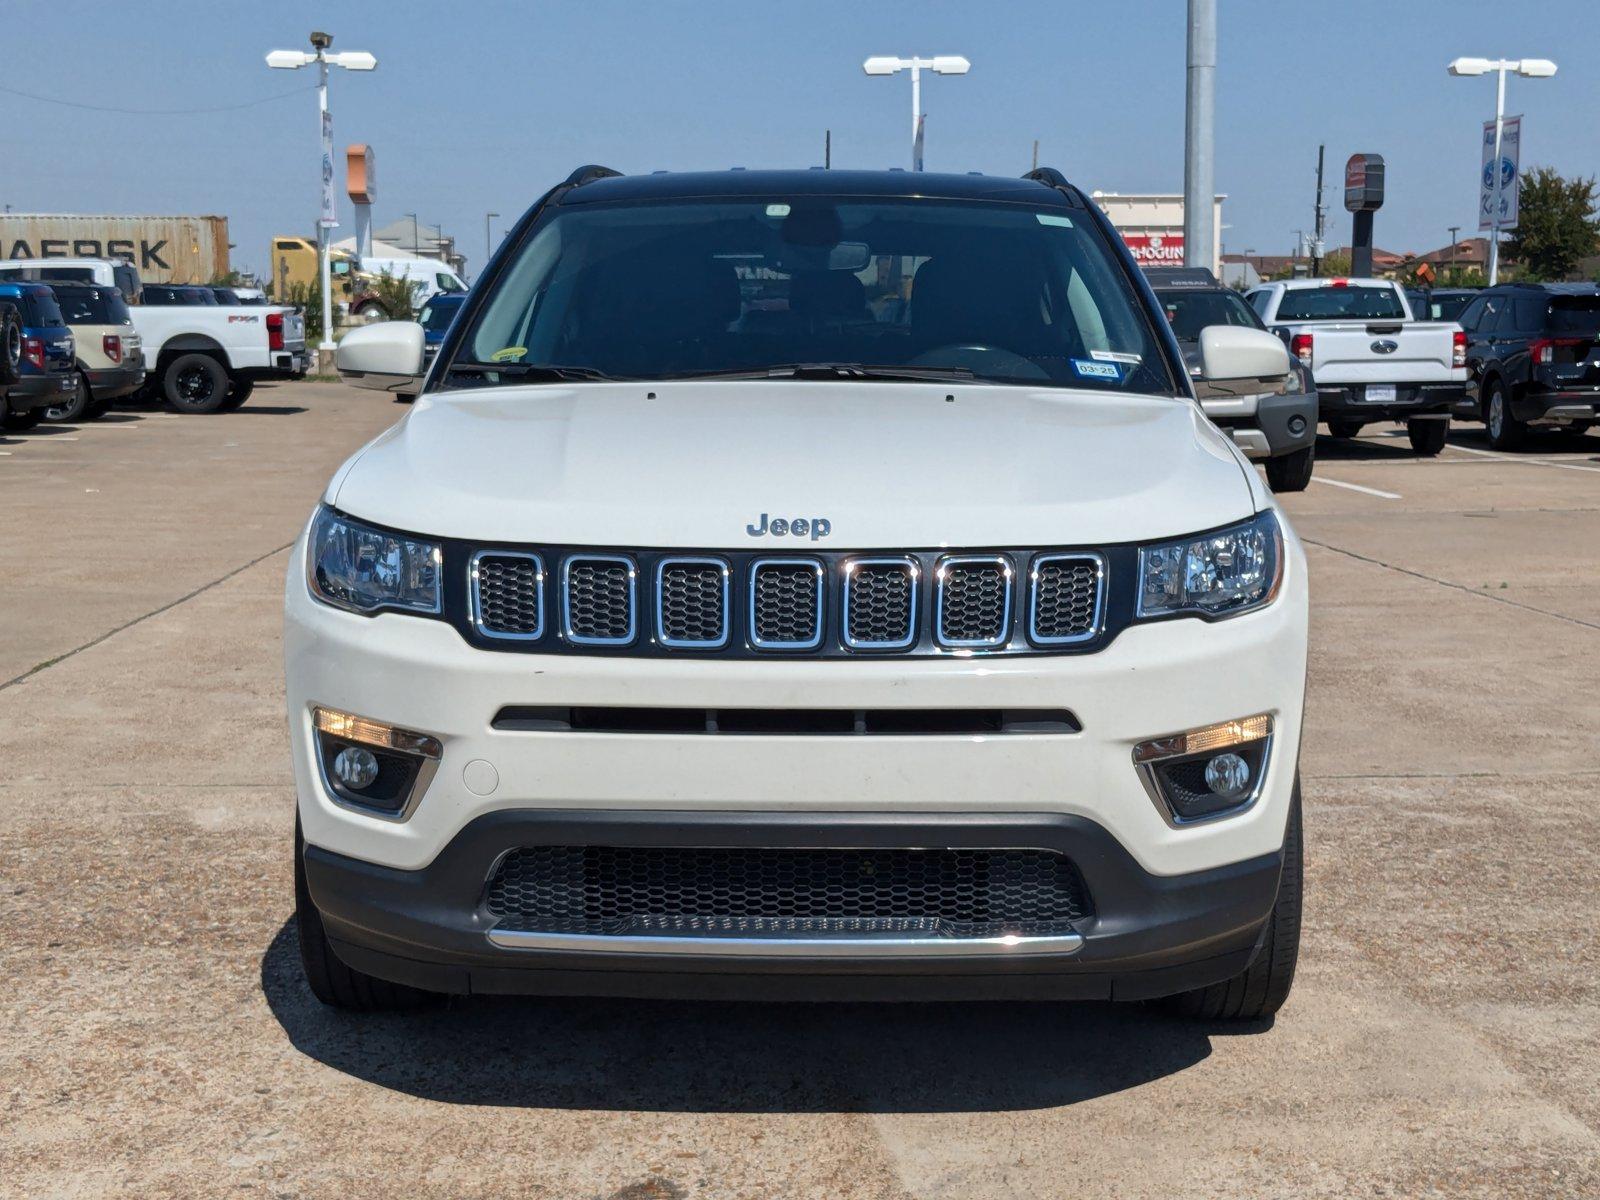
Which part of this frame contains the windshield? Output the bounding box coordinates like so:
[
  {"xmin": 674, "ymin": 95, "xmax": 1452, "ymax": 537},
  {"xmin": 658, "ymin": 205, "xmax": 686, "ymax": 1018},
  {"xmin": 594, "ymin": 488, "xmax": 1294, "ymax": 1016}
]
[
  {"xmin": 55, "ymin": 287, "xmax": 130, "ymax": 324},
  {"xmin": 1275, "ymin": 285, "xmax": 1405, "ymax": 321},
  {"xmin": 1546, "ymin": 295, "xmax": 1600, "ymax": 334},
  {"xmin": 1153, "ymin": 288, "xmax": 1262, "ymax": 340},
  {"xmin": 22, "ymin": 291, "xmax": 65, "ymax": 326},
  {"xmin": 1427, "ymin": 293, "xmax": 1474, "ymax": 321},
  {"xmin": 453, "ymin": 197, "xmax": 1174, "ymax": 392}
]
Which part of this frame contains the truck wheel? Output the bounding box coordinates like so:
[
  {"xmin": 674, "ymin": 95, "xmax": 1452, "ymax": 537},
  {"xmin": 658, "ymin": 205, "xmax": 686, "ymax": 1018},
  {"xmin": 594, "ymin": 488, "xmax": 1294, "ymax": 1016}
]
[
  {"xmin": 1406, "ymin": 418, "xmax": 1449, "ymax": 456},
  {"xmin": 162, "ymin": 353, "xmax": 229, "ymax": 413},
  {"xmin": 1161, "ymin": 781, "xmax": 1302, "ymax": 1021},
  {"xmin": 295, "ymin": 819, "xmax": 437, "ymax": 1011},
  {"xmin": 0, "ymin": 303, "xmax": 22, "ymax": 386},
  {"xmin": 2, "ymin": 407, "xmax": 43, "ymax": 431},
  {"xmin": 221, "ymin": 378, "xmax": 254, "ymax": 410},
  {"xmin": 1484, "ymin": 381, "xmax": 1527, "ymax": 450},
  {"xmin": 1264, "ymin": 444, "xmax": 1314, "ymax": 492},
  {"xmin": 43, "ymin": 374, "xmax": 93, "ymax": 424},
  {"xmin": 1326, "ymin": 419, "xmax": 1363, "ymax": 439},
  {"xmin": 353, "ymin": 301, "xmax": 388, "ymax": 324}
]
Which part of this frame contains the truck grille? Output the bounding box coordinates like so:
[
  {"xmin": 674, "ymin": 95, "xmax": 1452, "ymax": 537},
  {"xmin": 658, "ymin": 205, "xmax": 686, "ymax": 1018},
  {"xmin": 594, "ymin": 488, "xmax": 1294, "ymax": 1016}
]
[
  {"xmin": 485, "ymin": 845, "xmax": 1092, "ymax": 939},
  {"xmin": 464, "ymin": 546, "xmax": 1112, "ymax": 657},
  {"xmin": 471, "ymin": 552, "xmax": 544, "ymax": 639}
]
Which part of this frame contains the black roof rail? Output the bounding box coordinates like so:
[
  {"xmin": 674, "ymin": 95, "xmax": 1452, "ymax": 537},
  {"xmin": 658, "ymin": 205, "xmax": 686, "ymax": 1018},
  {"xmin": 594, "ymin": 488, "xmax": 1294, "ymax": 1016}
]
[
  {"xmin": 564, "ymin": 164, "xmax": 623, "ymax": 188},
  {"xmin": 1023, "ymin": 167, "xmax": 1070, "ymax": 189}
]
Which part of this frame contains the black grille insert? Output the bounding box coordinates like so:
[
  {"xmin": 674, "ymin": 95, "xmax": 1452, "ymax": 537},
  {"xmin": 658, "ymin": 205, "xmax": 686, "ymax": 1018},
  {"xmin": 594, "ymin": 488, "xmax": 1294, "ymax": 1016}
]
[
  {"xmin": 485, "ymin": 845, "xmax": 1093, "ymax": 938},
  {"xmin": 751, "ymin": 559, "xmax": 824, "ymax": 649},
  {"xmin": 657, "ymin": 558, "xmax": 728, "ymax": 647},
  {"xmin": 563, "ymin": 556, "xmax": 635, "ymax": 644},
  {"xmin": 844, "ymin": 559, "xmax": 917, "ymax": 649},
  {"xmin": 1030, "ymin": 555, "xmax": 1101, "ymax": 644},
  {"xmin": 472, "ymin": 552, "xmax": 543, "ymax": 638},
  {"xmin": 937, "ymin": 557, "xmax": 1012, "ymax": 647}
]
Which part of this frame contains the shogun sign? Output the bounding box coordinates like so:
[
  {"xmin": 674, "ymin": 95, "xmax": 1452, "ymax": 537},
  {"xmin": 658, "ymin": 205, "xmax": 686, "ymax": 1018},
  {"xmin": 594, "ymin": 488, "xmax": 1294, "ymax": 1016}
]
[{"xmin": 1120, "ymin": 232, "xmax": 1186, "ymax": 267}]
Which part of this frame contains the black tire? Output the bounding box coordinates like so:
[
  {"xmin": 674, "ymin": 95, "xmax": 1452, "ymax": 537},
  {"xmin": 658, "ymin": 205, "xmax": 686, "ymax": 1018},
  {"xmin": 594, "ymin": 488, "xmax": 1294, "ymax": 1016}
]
[
  {"xmin": 352, "ymin": 301, "xmax": 388, "ymax": 324},
  {"xmin": 220, "ymin": 377, "xmax": 255, "ymax": 410},
  {"xmin": 43, "ymin": 373, "xmax": 93, "ymax": 423},
  {"xmin": 1161, "ymin": 782, "xmax": 1303, "ymax": 1021},
  {"xmin": 162, "ymin": 353, "xmax": 230, "ymax": 413},
  {"xmin": 295, "ymin": 819, "xmax": 436, "ymax": 1011},
  {"xmin": 2, "ymin": 406, "xmax": 43, "ymax": 431},
  {"xmin": 1326, "ymin": 419, "xmax": 1363, "ymax": 439},
  {"xmin": 1406, "ymin": 417, "xmax": 1449, "ymax": 456},
  {"xmin": 1264, "ymin": 444, "xmax": 1314, "ymax": 493},
  {"xmin": 0, "ymin": 302, "xmax": 22, "ymax": 386},
  {"xmin": 1484, "ymin": 378, "xmax": 1526, "ymax": 450}
]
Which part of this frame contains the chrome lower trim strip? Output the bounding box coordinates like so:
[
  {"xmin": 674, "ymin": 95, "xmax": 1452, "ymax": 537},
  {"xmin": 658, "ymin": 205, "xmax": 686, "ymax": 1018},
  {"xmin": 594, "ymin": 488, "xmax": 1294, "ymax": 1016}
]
[{"xmin": 485, "ymin": 928, "xmax": 1085, "ymax": 957}]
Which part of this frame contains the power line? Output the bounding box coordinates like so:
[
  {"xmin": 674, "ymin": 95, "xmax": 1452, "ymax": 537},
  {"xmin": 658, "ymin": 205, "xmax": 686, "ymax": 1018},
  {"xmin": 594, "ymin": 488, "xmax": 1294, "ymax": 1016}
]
[{"xmin": 0, "ymin": 81, "xmax": 317, "ymax": 115}]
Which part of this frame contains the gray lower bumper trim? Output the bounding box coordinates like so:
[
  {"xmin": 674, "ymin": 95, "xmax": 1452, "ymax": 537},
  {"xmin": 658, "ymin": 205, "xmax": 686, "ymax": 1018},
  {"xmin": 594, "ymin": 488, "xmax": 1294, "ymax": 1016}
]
[{"xmin": 486, "ymin": 927, "xmax": 1086, "ymax": 957}]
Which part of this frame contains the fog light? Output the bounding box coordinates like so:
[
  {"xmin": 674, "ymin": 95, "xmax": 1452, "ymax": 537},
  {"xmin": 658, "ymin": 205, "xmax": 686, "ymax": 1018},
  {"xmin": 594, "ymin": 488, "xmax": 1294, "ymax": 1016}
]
[
  {"xmin": 333, "ymin": 745, "xmax": 380, "ymax": 790},
  {"xmin": 1204, "ymin": 752, "xmax": 1251, "ymax": 800},
  {"xmin": 1288, "ymin": 415, "xmax": 1307, "ymax": 436}
]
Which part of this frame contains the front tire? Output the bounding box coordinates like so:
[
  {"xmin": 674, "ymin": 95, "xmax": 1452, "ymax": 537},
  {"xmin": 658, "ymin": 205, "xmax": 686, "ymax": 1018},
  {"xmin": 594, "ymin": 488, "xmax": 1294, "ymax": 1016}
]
[
  {"xmin": 1161, "ymin": 782, "xmax": 1303, "ymax": 1021},
  {"xmin": 1265, "ymin": 444, "xmax": 1314, "ymax": 492},
  {"xmin": 220, "ymin": 378, "xmax": 254, "ymax": 410},
  {"xmin": 44, "ymin": 373, "xmax": 93, "ymax": 423},
  {"xmin": 1326, "ymin": 419, "xmax": 1363, "ymax": 439},
  {"xmin": 162, "ymin": 353, "xmax": 229, "ymax": 413},
  {"xmin": 2, "ymin": 406, "xmax": 42, "ymax": 431},
  {"xmin": 1406, "ymin": 417, "xmax": 1449, "ymax": 456},
  {"xmin": 295, "ymin": 819, "xmax": 436, "ymax": 1011},
  {"xmin": 1484, "ymin": 379, "xmax": 1527, "ymax": 450}
]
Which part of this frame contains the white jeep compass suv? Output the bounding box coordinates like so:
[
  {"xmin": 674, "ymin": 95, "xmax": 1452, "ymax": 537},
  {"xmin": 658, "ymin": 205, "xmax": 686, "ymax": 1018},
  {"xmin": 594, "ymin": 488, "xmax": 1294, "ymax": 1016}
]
[{"xmin": 289, "ymin": 166, "xmax": 1308, "ymax": 1019}]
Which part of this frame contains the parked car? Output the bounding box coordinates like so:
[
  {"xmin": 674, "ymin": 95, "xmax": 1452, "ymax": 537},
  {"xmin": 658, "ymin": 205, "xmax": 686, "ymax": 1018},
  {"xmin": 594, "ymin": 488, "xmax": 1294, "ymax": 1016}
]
[
  {"xmin": 418, "ymin": 291, "xmax": 466, "ymax": 365},
  {"xmin": 129, "ymin": 298, "xmax": 307, "ymax": 412},
  {"xmin": 1456, "ymin": 282, "xmax": 1600, "ymax": 449},
  {"xmin": 0, "ymin": 256, "xmax": 141, "ymax": 303},
  {"xmin": 1417, "ymin": 288, "xmax": 1478, "ymax": 323},
  {"xmin": 299, "ymin": 166, "xmax": 1310, "ymax": 1021},
  {"xmin": 1246, "ymin": 277, "xmax": 1466, "ymax": 454},
  {"xmin": 0, "ymin": 299, "xmax": 23, "ymax": 416},
  {"xmin": 211, "ymin": 286, "xmax": 269, "ymax": 306},
  {"xmin": 0, "ymin": 282, "xmax": 76, "ymax": 430},
  {"xmin": 41, "ymin": 282, "xmax": 145, "ymax": 422},
  {"xmin": 141, "ymin": 284, "xmax": 219, "ymax": 306},
  {"xmin": 1146, "ymin": 267, "xmax": 1317, "ymax": 492}
]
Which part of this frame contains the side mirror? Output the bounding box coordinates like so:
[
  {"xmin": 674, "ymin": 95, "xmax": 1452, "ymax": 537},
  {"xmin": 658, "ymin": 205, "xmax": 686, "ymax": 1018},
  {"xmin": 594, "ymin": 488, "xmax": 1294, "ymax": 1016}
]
[
  {"xmin": 1198, "ymin": 325, "xmax": 1291, "ymax": 381},
  {"xmin": 336, "ymin": 321, "xmax": 426, "ymax": 393}
]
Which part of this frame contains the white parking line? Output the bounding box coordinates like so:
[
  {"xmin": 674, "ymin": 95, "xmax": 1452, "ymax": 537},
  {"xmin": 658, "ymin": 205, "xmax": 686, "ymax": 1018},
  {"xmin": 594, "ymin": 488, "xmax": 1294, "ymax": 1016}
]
[
  {"xmin": 1447, "ymin": 442, "xmax": 1600, "ymax": 474},
  {"xmin": 1310, "ymin": 476, "xmax": 1402, "ymax": 500}
]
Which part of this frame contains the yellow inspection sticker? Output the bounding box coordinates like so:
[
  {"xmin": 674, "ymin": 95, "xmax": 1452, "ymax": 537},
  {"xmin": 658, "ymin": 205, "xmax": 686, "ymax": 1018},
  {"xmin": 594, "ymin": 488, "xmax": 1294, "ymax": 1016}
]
[{"xmin": 489, "ymin": 346, "xmax": 527, "ymax": 362}]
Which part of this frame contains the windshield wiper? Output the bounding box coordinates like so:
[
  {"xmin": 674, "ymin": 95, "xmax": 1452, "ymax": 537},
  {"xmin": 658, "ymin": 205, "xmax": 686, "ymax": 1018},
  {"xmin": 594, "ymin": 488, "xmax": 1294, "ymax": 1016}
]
[
  {"xmin": 664, "ymin": 363, "xmax": 978, "ymax": 383},
  {"xmin": 448, "ymin": 361, "xmax": 618, "ymax": 382}
]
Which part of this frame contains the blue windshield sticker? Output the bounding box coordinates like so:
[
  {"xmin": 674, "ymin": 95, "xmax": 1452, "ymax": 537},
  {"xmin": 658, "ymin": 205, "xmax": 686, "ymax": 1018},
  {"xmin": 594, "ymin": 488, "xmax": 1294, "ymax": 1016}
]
[
  {"xmin": 1072, "ymin": 359, "xmax": 1121, "ymax": 381},
  {"xmin": 1035, "ymin": 213, "xmax": 1075, "ymax": 228}
]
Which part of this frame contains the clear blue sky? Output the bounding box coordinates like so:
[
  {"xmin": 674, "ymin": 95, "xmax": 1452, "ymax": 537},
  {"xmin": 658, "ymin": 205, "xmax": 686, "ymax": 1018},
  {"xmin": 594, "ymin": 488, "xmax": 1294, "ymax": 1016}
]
[{"xmin": 3, "ymin": 0, "xmax": 1598, "ymax": 279}]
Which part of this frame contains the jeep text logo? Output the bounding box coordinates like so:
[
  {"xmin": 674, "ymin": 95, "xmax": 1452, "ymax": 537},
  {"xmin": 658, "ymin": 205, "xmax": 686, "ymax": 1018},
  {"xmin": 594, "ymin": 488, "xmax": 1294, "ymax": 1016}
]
[{"xmin": 746, "ymin": 513, "xmax": 831, "ymax": 540}]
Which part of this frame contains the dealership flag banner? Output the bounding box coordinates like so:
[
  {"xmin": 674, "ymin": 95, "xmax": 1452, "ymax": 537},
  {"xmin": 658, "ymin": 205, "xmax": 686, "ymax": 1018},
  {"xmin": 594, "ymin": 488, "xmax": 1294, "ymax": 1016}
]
[
  {"xmin": 320, "ymin": 109, "xmax": 337, "ymax": 228},
  {"xmin": 1480, "ymin": 114, "xmax": 1521, "ymax": 232}
]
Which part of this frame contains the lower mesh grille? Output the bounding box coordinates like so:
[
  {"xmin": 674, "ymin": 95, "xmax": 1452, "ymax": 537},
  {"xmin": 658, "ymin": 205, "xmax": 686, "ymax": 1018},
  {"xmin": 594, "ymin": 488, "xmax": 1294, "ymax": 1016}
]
[{"xmin": 485, "ymin": 845, "xmax": 1092, "ymax": 939}]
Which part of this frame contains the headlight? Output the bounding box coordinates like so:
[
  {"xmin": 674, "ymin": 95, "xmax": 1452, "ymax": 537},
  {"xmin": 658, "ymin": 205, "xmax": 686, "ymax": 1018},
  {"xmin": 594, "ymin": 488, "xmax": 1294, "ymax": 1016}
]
[
  {"xmin": 306, "ymin": 506, "xmax": 441, "ymax": 615},
  {"xmin": 1137, "ymin": 510, "xmax": 1282, "ymax": 620}
]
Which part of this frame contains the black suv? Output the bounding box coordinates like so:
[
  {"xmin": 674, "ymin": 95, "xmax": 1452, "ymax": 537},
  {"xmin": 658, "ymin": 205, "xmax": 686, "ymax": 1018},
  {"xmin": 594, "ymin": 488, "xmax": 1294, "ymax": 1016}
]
[
  {"xmin": 1145, "ymin": 267, "xmax": 1318, "ymax": 492},
  {"xmin": 1458, "ymin": 283, "xmax": 1600, "ymax": 449}
]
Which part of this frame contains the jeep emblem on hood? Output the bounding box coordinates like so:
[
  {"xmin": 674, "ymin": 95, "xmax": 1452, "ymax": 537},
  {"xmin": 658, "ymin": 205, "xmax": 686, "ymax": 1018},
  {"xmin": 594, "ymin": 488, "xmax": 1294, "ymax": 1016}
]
[{"xmin": 747, "ymin": 513, "xmax": 832, "ymax": 540}]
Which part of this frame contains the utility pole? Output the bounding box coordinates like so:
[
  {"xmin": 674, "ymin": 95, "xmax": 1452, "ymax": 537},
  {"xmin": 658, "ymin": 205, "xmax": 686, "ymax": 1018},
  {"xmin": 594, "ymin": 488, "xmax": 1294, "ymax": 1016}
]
[
  {"xmin": 1183, "ymin": 0, "xmax": 1216, "ymax": 272},
  {"xmin": 825, "ymin": 129, "xmax": 831, "ymax": 169},
  {"xmin": 1312, "ymin": 144, "xmax": 1326, "ymax": 275},
  {"xmin": 1031, "ymin": 139, "xmax": 1039, "ymax": 171}
]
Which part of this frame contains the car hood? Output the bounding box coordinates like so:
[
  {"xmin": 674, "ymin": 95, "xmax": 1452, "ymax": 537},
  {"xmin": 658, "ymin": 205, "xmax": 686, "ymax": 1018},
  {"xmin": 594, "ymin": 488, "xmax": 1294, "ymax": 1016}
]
[{"xmin": 330, "ymin": 381, "xmax": 1257, "ymax": 548}]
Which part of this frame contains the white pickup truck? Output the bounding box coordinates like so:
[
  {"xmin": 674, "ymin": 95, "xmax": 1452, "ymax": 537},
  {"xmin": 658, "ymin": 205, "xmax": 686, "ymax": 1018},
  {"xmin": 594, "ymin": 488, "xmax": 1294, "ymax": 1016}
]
[
  {"xmin": 1246, "ymin": 277, "xmax": 1468, "ymax": 455},
  {"xmin": 290, "ymin": 166, "xmax": 1309, "ymax": 1023},
  {"xmin": 130, "ymin": 300, "xmax": 308, "ymax": 412}
]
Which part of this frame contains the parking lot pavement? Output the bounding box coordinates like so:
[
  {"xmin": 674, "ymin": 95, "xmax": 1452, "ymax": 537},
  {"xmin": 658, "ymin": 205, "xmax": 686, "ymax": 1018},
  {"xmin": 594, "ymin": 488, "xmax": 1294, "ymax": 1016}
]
[{"xmin": 2, "ymin": 385, "xmax": 1597, "ymax": 1198}]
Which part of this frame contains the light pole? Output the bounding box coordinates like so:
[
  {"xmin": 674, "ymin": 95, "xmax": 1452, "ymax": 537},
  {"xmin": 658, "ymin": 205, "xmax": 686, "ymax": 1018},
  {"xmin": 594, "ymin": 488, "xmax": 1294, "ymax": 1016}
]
[
  {"xmin": 404, "ymin": 212, "xmax": 419, "ymax": 257},
  {"xmin": 1448, "ymin": 224, "xmax": 1461, "ymax": 278},
  {"xmin": 485, "ymin": 212, "xmax": 499, "ymax": 265},
  {"xmin": 1447, "ymin": 56, "xmax": 1556, "ymax": 285},
  {"xmin": 862, "ymin": 54, "xmax": 970, "ymax": 170},
  {"xmin": 266, "ymin": 32, "xmax": 376, "ymax": 353}
]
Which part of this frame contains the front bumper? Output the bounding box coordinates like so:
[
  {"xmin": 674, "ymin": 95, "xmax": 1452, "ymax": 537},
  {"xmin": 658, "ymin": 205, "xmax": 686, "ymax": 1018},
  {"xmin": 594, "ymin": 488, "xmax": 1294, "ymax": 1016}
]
[
  {"xmin": 84, "ymin": 364, "xmax": 146, "ymax": 400},
  {"xmin": 1318, "ymin": 382, "xmax": 1463, "ymax": 422},
  {"xmin": 287, "ymin": 518, "xmax": 1308, "ymax": 993},
  {"xmin": 1207, "ymin": 391, "xmax": 1318, "ymax": 459},
  {"xmin": 245, "ymin": 350, "xmax": 310, "ymax": 381}
]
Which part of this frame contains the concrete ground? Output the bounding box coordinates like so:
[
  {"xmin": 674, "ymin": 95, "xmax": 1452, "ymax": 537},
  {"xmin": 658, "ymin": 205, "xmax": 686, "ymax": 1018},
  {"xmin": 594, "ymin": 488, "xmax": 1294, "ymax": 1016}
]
[{"xmin": 2, "ymin": 383, "xmax": 1597, "ymax": 1199}]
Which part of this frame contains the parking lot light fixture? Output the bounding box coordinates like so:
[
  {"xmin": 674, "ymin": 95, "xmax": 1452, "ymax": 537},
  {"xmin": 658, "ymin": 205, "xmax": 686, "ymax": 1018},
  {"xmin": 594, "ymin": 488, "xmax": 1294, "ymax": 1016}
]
[
  {"xmin": 266, "ymin": 31, "xmax": 378, "ymax": 353},
  {"xmin": 861, "ymin": 54, "xmax": 970, "ymax": 171},
  {"xmin": 1447, "ymin": 54, "xmax": 1557, "ymax": 285}
]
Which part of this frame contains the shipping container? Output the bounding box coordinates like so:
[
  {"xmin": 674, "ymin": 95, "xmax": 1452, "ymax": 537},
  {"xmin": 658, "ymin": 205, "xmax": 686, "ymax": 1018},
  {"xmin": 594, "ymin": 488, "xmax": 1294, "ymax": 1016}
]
[{"xmin": 0, "ymin": 214, "xmax": 229, "ymax": 285}]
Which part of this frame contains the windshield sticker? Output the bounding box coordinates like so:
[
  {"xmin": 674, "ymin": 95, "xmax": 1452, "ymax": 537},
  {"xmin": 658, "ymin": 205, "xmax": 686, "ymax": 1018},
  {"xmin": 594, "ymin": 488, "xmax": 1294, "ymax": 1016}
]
[
  {"xmin": 1035, "ymin": 213, "xmax": 1074, "ymax": 228},
  {"xmin": 765, "ymin": 203, "xmax": 792, "ymax": 217},
  {"xmin": 1090, "ymin": 349, "xmax": 1144, "ymax": 364},
  {"xmin": 489, "ymin": 346, "xmax": 527, "ymax": 363},
  {"xmin": 1071, "ymin": 359, "xmax": 1122, "ymax": 381}
]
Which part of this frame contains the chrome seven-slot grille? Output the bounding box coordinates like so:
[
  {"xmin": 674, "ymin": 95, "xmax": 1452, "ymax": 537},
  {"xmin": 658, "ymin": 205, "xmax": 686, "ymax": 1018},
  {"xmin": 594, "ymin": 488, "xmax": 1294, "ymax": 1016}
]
[
  {"xmin": 467, "ymin": 548, "xmax": 1105, "ymax": 656},
  {"xmin": 485, "ymin": 845, "xmax": 1093, "ymax": 939}
]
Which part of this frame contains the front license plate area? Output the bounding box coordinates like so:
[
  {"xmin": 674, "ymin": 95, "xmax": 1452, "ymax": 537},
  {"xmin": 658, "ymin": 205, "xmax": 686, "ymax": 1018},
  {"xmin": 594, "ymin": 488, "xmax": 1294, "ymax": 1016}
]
[{"xmin": 1365, "ymin": 384, "xmax": 1397, "ymax": 403}]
